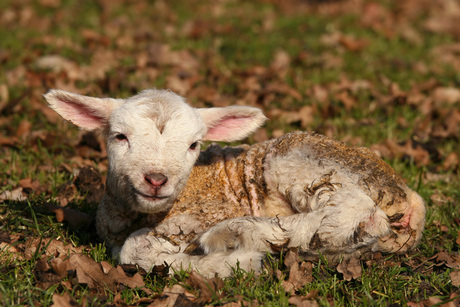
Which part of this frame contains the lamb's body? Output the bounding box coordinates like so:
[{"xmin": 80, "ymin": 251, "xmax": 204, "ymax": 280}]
[
  {"xmin": 98, "ymin": 131, "xmax": 423, "ymax": 261},
  {"xmin": 44, "ymin": 89, "xmax": 425, "ymax": 277}
]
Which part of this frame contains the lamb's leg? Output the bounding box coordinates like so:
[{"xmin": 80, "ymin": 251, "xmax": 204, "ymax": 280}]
[
  {"xmin": 283, "ymin": 192, "xmax": 390, "ymax": 254},
  {"xmin": 118, "ymin": 228, "xmax": 264, "ymax": 278},
  {"xmin": 188, "ymin": 190, "xmax": 391, "ymax": 256}
]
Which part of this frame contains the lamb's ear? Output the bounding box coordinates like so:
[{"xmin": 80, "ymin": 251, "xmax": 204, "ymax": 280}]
[
  {"xmin": 198, "ymin": 106, "xmax": 267, "ymax": 142},
  {"xmin": 43, "ymin": 90, "xmax": 121, "ymax": 131}
]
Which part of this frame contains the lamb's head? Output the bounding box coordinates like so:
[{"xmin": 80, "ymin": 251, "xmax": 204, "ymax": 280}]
[{"xmin": 43, "ymin": 89, "xmax": 267, "ymax": 214}]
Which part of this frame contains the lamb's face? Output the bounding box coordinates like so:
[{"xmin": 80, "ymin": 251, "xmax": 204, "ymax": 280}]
[
  {"xmin": 44, "ymin": 88, "xmax": 266, "ymax": 213},
  {"xmin": 106, "ymin": 90, "xmax": 206, "ymax": 213}
]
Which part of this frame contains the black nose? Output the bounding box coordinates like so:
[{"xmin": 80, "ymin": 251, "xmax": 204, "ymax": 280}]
[{"xmin": 144, "ymin": 173, "xmax": 168, "ymax": 186}]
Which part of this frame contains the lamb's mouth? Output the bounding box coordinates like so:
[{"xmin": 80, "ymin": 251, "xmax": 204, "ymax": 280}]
[{"xmin": 134, "ymin": 190, "xmax": 169, "ymax": 201}]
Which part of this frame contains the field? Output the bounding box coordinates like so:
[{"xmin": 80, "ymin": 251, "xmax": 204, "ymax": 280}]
[{"xmin": 1, "ymin": 0, "xmax": 459, "ymax": 305}]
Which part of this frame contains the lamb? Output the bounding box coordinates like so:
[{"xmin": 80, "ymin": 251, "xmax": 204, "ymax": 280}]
[{"xmin": 43, "ymin": 89, "xmax": 426, "ymax": 277}]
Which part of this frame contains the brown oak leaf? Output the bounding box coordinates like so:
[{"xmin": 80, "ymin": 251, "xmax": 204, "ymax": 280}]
[{"xmin": 337, "ymin": 258, "xmax": 362, "ymax": 281}]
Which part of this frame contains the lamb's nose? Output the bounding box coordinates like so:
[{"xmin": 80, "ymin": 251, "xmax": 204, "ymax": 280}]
[{"xmin": 145, "ymin": 173, "xmax": 168, "ymax": 186}]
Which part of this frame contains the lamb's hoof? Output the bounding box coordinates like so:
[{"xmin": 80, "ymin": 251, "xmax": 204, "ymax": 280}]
[{"xmin": 184, "ymin": 240, "xmax": 205, "ymax": 255}]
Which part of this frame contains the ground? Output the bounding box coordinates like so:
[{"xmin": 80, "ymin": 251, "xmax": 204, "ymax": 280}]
[{"xmin": 0, "ymin": 0, "xmax": 459, "ymax": 305}]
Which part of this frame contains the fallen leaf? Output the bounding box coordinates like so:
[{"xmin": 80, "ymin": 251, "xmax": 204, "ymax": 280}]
[
  {"xmin": 304, "ymin": 289, "xmax": 319, "ymax": 300},
  {"xmin": 268, "ymin": 109, "xmax": 302, "ymax": 125},
  {"xmin": 81, "ymin": 49, "xmax": 119, "ymax": 81},
  {"xmin": 0, "ymin": 188, "xmax": 27, "ymax": 202},
  {"xmin": 339, "ymin": 35, "xmax": 368, "ymax": 52},
  {"xmin": 265, "ymin": 82, "xmax": 303, "ymax": 101},
  {"xmin": 424, "ymin": 6, "xmax": 460, "ymax": 38},
  {"xmin": 433, "ymin": 109, "xmax": 460, "ymax": 139},
  {"xmin": 451, "ymin": 270, "xmax": 460, "ymax": 287},
  {"xmin": 284, "ymin": 249, "xmax": 301, "ymax": 268},
  {"xmin": 35, "ymin": 258, "xmax": 51, "ymax": 272},
  {"xmin": 16, "ymin": 119, "xmax": 32, "ymax": 138},
  {"xmin": 54, "ymin": 182, "xmax": 77, "ymax": 207},
  {"xmin": 147, "ymin": 43, "xmax": 199, "ymax": 70},
  {"xmin": 0, "ymin": 232, "xmax": 11, "ymax": 243},
  {"xmin": 133, "ymin": 297, "xmax": 155, "ymax": 306},
  {"xmin": 35, "ymin": 258, "xmax": 62, "ymax": 289},
  {"xmin": 288, "ymin": 295, "xmax": 319, "ymax": 307},
  {"xmin": 400, "ymin": 26, "xmax": 423, "ymax": 46},
  {"xmin": 442, "ymin": 152, "xmax": 459, "ymax": 171},
  {"xmin": 252, "ymin": 128, "xmax": 268, "ymax": 143},
  {"xmin": 69, "ymin": 254, "xmax": 103, "ymax": 290},
  {"xmin": 150, "ymin": 284, "xmax": 195, "ymax": 307},
  {"xmin": 39, "ymin": 0, "xmax": 61, "ymax": 8},
  {"xmin": 299, "ymin": 106, "xmax": 315, "ymax": 128},
  {"xmin": 0, "ymin": 242, "xmax": 23, "ymax": 261},
  {"xmin": 106, "ymin": 265, "xmax": 145, "ymax": 290},
  {"xmin": 166, "ymin": 73, "xmax": 193, "ymax": 96},
  {"xmin": 431, "ymin": 43, "xmax": 460, "ymax": 71},
  {"xmin": 311, "ymin": 85, "xmax": 329, "ymax": 103},
  {"xmin": 0, "ymin": 83, "xmax": 8, "ymax": 112},
  {"xmin": 24, "ymin": 238, "xmax": 84, "ymax": 260},
  {"xmin": 100, "ymin": 261, "xmax": 113, "ymax": 274},
  {"xmin": 282, "ymin": 261, "xmax": 313, "ymax": 294},
  {"xmin": 182, "ymin": 20, "xmax": 212, "ymax": 39},
  {"xmin": 35, "ymin": 55, "xmax": 79, "ymax": 76},
  {"xmin": 371, "ymin": 139, "xmax": 431, "ymax": 166},
  {"xmin": 49, "ymin": 257, "xmax": 70, "ymax": 278},
  {"xmin": 432, "ymin": 252, "xmax": 460, "ymax": 269},
  {"xmin": 41, "ymin": 106, "xmax": 62, "ymax": 124},
  {"xmin": 335, "ymin": 91, "xmax": 356, "ymax": 111},
  {"xmin": 187, "ymin": 270, "xmax": 224, "ymax": 304},
  {"xmin": 18, "ymin": 178, "xmax": 41, "ymax": 194},
  {"xmin": 361, "ymin": 2, "xmax": 392, "ymax": 33},
  {"xmin": 51, "ymin": 293, "xmax": 79, "ymax": 307},
  {"xmin": 112, "ymin": 293, "xmax": 124, "ymax": 306},
  {"xmin": 432, "ymin": 87, "xmax": 460, "ymax": 105},
  {"xmin": 68, "ymin": 254, "xmax": 145, "ymax": 292},
  {"xmin": 440, "ymin": 225, "xmax": 449, "ymax": 232},
  {"xmin": 271, "ymin": 50, "xmax": 290, "ymax": 78},
  {"xmin": 446, "ymin": 293, "xmax": 460, "ymax": 307},
  {"xmin": 272, "ymin": 129, "xmax": 285, "ymax": 139},
  {"xmin": 0, "ymin": 135, "xmax": 18, "ymax": 147},
  {"xmin": 336, "ymin": 258, "xmax": 362, "ymax": 281},
  {"xmin": 425, "ymin": 296, "xmax": 444, "ymax": 306}
]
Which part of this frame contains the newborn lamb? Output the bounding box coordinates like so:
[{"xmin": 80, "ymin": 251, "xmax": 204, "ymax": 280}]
[{"xmin": 44, "ymin": 89, "xmax": 426, "ymax": 277}]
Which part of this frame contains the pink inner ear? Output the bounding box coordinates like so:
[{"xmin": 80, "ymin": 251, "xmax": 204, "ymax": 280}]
[
  {"xmin": 205, "ymin": 116, "xmax": 252, "ymax": 141},
  {"xmin": 59, "ymin": 99, "xmax": 106, "ymax": 130}
]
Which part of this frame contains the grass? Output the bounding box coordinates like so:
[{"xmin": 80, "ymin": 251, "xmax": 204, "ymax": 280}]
[{"xmin": 1, "ymin": 0, "xmax": 459, "ymax": 305}]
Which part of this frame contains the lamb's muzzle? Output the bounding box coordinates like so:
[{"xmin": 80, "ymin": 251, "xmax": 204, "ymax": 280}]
[
  {"xmin": 43, "ymin": 88, "xmax": 426, "ymax": 277},
  {"xmin": 144, "ymin": 173, "xmax": 168, "ymax": 187}
]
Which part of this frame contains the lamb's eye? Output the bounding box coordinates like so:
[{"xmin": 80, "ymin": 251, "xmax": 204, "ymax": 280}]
[
  {"xmin": 189, "ymin": 141, "xmax": 199, "ymax": 150},
  {"xmin": 115, "ymin": 134, "xmax": 127, "ymax": 141}
]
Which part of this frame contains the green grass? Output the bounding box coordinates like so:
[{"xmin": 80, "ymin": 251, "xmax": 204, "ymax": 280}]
[{"xmin": 1, "ymin": 0, "xmax": 459, "ymax": 305}]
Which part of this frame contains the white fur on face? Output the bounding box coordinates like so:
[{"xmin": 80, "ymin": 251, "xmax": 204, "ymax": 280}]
[{"xmin": 106, "ymin": 90, "xmax": 207, "ymax": 213}]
